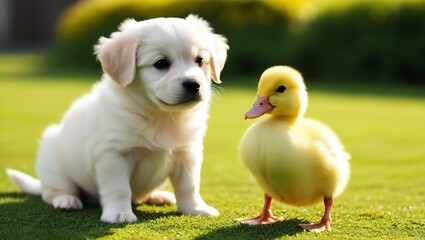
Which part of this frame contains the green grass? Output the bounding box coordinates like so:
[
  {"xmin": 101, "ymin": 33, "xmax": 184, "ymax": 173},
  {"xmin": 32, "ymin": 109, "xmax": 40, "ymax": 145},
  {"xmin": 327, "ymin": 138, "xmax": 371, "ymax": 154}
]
[{"xmin": 1, "ymin": 54, "xmax": 424, "ymax": 239}]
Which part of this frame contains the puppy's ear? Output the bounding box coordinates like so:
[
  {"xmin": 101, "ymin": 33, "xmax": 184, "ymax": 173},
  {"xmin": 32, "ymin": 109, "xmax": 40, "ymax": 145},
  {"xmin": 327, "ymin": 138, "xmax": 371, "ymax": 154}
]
[
  {"xmin": 186, "ymin": 15, "xmax": 229, "ymax": 84},
  {"xmin": 207, "ymin": 34, "xmax": 228, "ymax": 84},
  {"xmin": 94, "ymin": 19, "xmax": 138, "ymax": 87}
]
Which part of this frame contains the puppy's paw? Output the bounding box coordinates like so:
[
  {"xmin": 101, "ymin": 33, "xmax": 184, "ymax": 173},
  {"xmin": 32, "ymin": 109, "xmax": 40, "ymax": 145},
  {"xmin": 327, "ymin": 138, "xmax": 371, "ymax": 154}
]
[
  {"xmin": 101, "ymin": 212, "xmax": 138, "ymax": 223},
  {"xmin": 52, "ymin": 194, "xmax": 83, "ymax": 210},
  {"xmin": 180, "ymin": 204, "xmax": 219, "ymax": 216},
  {"xmin": 143, "ymin": 190, "xmax": 176, "ymax": 205}
]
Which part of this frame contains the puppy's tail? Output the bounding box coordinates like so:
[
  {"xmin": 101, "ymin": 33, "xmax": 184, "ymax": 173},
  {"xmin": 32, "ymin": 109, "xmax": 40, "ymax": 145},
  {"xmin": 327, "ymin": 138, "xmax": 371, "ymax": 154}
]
[{"xmin": 6, "ymin": 168, "xmax": 42, "ymax": 195}]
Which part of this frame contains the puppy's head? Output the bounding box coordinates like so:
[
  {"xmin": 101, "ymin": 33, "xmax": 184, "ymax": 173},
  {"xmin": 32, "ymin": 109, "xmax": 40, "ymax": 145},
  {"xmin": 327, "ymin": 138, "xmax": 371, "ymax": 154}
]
[{"xmin": 95, "ymin": 15, "xmax": 228, "ymax": 112}]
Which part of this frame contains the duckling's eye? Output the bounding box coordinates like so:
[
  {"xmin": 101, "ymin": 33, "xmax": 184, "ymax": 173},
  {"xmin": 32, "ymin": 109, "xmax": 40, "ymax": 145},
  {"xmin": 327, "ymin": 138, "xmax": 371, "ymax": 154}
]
[{"xmin": 276, "ymin": 85, "xmax": 286, "ymax": 93}]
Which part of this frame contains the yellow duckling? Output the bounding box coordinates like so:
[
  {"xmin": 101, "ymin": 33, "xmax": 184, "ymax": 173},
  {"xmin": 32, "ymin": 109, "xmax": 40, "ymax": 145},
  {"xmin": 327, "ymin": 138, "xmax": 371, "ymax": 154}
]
[{"xmin": 238, "ymin": 66, "xmax": 350, "ymax": 232}]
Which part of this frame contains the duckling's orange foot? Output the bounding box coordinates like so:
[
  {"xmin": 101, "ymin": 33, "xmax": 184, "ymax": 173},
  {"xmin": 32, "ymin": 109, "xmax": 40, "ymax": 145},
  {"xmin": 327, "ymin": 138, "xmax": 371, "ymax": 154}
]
[
  {"xmin": 237, "ymin": 210, "xmax": 283, "ymax": 225},
  {"xmin": 299, "ymin": 218, "xmax": 331, "ymax": 232}
]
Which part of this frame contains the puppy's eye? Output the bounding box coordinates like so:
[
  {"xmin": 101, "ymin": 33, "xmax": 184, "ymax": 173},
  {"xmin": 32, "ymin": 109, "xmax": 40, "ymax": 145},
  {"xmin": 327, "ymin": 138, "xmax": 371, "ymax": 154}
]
[
  {"xmin": 153, "ymin": 59, "xmax": 170, "ymax": 70},
  {"xmin": 195, "ymin": 57, "xmax": 204, "ymax": 67},
  {"xmin": 276, "ymin": 85, "xmax": 286, "ymax": 93}
]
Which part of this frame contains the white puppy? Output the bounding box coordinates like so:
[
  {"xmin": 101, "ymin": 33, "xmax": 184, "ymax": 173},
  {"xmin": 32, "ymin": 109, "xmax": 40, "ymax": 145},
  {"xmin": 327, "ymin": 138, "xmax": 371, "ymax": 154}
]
[{"xmin": 6, "ymin": 15, "xmax": 228, "ymax": 223}]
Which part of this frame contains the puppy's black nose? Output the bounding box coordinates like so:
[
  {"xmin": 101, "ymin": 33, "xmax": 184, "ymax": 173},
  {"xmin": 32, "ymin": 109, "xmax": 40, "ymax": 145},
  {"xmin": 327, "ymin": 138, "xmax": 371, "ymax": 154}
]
[{"xmin": 182, "ymin": 80, "xmax": 200, "ymax": 94}]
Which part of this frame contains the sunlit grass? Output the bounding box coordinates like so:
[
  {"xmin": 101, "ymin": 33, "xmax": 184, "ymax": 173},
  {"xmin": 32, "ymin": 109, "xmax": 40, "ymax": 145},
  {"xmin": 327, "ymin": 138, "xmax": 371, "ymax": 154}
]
[{"xmin": 0, "ymin": 54, "xmax": 424, "ymax": 239}]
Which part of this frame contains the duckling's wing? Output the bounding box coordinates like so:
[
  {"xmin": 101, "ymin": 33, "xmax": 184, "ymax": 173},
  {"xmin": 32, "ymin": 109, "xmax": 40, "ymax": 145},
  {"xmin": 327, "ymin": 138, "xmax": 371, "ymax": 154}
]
[
  {"xmin": 300, "ymin": 119, "xmax": 350, "ymax": 162},
  {"xmin": 299, "ymin": 119, "xmax": 350, "ymax": 197}
]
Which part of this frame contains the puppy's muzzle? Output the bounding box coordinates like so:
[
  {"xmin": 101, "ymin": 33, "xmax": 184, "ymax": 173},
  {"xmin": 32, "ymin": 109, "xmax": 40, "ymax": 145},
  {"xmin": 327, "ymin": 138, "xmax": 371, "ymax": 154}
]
[
  {"xmin": 166, "ymin": 79, "xmax": 201, "ymax": 106},
  {"xmin": 182, "ymin": 80, "xmax": 200, "ymax": 94}
]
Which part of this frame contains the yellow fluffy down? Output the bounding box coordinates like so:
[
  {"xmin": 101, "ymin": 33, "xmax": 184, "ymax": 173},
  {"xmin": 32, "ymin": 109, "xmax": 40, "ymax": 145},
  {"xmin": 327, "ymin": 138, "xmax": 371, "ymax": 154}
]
[
  {"xmin": 239, "ymin": 117, "xmax": 350, "ymax": 206},
  {"xmin": 239, "ymin": 65, "xmax": 350, "ymax": 207}
]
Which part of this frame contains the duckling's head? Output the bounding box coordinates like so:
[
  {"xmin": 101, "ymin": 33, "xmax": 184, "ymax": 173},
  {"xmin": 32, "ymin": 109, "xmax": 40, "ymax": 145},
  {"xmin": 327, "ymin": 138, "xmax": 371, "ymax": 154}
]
[{"xmin": 245, "ymin": 66, "xmax": 308, "ymax": 122}]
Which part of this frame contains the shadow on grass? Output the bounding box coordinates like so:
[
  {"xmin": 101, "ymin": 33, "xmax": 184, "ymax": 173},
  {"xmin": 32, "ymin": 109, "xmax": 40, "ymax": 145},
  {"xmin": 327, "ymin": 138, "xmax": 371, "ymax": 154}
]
[
  {"xmin": 0, "ymin": 192, "xmax": 179, "ymax": 240},
  {"xmin": 196, "ymin": 218, "xmax": 305, "ymax": 240}
]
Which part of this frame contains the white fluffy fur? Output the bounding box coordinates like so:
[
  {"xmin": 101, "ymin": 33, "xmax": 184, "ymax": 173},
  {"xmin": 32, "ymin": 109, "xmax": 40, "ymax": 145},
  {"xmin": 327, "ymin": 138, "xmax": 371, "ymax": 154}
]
[{"xmin": 6, "ymin": 15, "xmax": 228, "ymax": 223}]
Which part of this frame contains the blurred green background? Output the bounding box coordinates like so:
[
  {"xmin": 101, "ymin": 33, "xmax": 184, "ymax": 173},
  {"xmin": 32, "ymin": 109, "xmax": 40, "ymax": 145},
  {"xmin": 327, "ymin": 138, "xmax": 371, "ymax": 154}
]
[{"xmin": 1, "ymin": 0, "xmax": 425, "ymax": 84}]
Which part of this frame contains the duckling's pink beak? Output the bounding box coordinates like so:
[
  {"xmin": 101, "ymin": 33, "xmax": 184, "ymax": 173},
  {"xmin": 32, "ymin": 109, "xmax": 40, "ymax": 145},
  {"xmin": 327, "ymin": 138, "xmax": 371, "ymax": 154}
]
[{"xmin": 244, "ymin": 96, "xmax": 274, "ymax": 119}]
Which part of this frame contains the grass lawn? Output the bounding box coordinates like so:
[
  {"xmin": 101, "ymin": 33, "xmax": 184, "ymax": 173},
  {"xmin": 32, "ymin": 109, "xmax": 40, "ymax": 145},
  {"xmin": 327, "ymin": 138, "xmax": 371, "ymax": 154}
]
[{"xmin": 0, "ymin": 54, "xmax": 424, "ymax": 239}]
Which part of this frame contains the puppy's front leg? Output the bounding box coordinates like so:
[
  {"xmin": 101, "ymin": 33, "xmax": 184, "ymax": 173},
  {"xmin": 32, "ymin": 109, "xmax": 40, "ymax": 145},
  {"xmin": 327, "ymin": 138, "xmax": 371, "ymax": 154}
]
[
  {"xmin": 170, "ymin": 147, "xmax": 219, "ymax": 216},
  {"xmin": 95, "ymin": 153, "xmax": 138, "ymax": 223}
]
